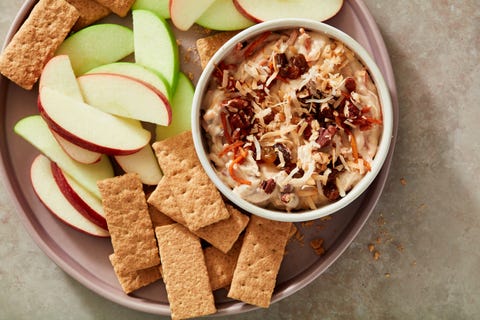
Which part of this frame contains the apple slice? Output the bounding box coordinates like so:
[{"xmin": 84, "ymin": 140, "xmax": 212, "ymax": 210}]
[
  {"xmin": 30, "ymin": 155, "xmax": 109, "ymax": 237},
  {"xmin": 233, "ymin": 0, "xmax": 344, "ymax": 22},
  {"xmin": 51, "ymin": 161, "xmax": 107, "ymax": 230},
  {"xmin": 196, "ymin": 0, "xmax": 255, "ymax": 31},
  {"xmin": 132, "ymin": 9, "xmax": 179, "ymax": 93},
  {"xmin": 132, "ymin": 0, "xmax": 170, "ymax": 18},
  {"xmin": 14, "ymin": 115, "xmax": 114, "ymax": 198},
  {"xmin": 77, "ymin": 73, "xmax": 172, "ymax": 125},
  {"xmin": 40, "ymin": 55, "xmax": 83, "ymax": 101},
  {"xmin": 51, "ymin": 130, "xmax": 101, "ymax": 164},
  {"xmin": 86, "ymin": 62, "xmax": 171, "ymax": 100},
  {"xmin": 156, "ymin": 72, "xmax": 194, "ymax": 140},
  {"xmin": 170, "ymin": 0, "xmax": 216, "ymax": 31},
  {"xmin": 55, "ymin": 24, "xmax": 134, "ymax": 75},
  {"xmin": 38, "ymin": 87, "xmax": 151, "ymax": 155},
  {"xmin": 40, "ymin": 55, "xmax": 103, "ymax": 164},
  {"xmin": 114, "ymin": 145, "xmax": 163, "ymax": 185}
]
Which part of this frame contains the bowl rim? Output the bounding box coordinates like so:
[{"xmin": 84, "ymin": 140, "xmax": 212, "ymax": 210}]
[{"xmin": 192, "ymin": 18, "xmax": 393, "ymax": 222}]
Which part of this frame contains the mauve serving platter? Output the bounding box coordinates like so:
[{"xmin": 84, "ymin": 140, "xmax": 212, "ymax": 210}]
[{"xmin": 0, "ymin": 0, "xmax": 398, "ymax": 316}]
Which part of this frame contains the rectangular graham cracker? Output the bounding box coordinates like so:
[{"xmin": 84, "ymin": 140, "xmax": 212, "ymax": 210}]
[
  {"xmin": 98, "ymin": 173, "xmax": 160, "ymax": 273},
  {"xmin": 227, "ymin": 215, "xmax": 292, "ymax": 308},
  {"xmin": 93, "ymin": 0, "xmax": 134, "ymax": 17},
  {"xmin": 204, "ymin": 237, "xmax": 242, "ymax": 291},
  {"xmin": 109, "ymin": 254, "xmax": 162, "ymax": 294},
  {"xmin": 152, "ymin": 131, "xmax": 230, "ymax": 231},
  {"xmin": 148, "ymin": 182, "xmax": 248, "ymax": 253},
  {"xmin": 196, "ymin": 31, "xmax": 238, "ymax": 69},
  {"xmin": 0, "ymin": 0, "xmax": 80, "ymax": 90},
  {"xmin": 194, "ymin": 204, "xmax": 249, "ymax": 253},
  {"xmin": 147, "ymin": 201, "xmax": 175, "ymax": 228},
  {"xmin": 155, "ymin": 224, "xmax": 216, "ymax": 320},
  {"xmin": 147, "ymin": 178, "xmax": 186, "ymax": 225},
  {"xmin": 66, "ymin": 0, "xmax": 111, "ymax": 30}
]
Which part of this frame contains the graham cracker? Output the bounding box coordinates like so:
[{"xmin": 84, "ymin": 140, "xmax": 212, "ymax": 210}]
[
  {"xmin": 109, "ymin": 254, "xmax": 162, "ymax": 294},
  {"xmin": 148, "ymin": 182, "xmax": 248, "ymax": 253},
  {"xmin": 0, "ymin": 0, "xmax": 80, "ymax": 90},
  {"xmin": 93, "ymin": 0, "xmax": 134, "ymax": 17},
  {"xmin": 147, "ymin": 178, "xmax": 186, "ymax": 225},
  {"xmin": 196, "ymin": 31, "xmax": 237, "ymax": 69},
  {"xmin": 152, "ymin": 131, "xmax": 230, "ymax": 231},
  {"xmin": 204, "ymin": 237, "xmax": 242, "ymax": 291},
  {"xmin": 155, "ymin": 224, "xmax": 216, "ymax": 319},
  {"xmin": 227, "ymin": 215, "xmax": 292, "ymax": 308},
  {"xmin": 194, "ymin": 204, "xmax": 249, "ymax": 253},
  {"xmin": 147, "ymin": 201, "xmax": 175, "ymax": 228},
  {"xmin": 66, "ymin": 0, "xmax": 111, "ymax": 30},
  {"xmin": 98, "ymin": 173, "xmax": 160, "ymax": 273}
]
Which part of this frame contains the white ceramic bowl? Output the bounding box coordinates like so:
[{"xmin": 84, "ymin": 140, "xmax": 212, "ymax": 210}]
[{"xmin": 192, "ymin": 18, "xmax": 393, "ymax": 222}]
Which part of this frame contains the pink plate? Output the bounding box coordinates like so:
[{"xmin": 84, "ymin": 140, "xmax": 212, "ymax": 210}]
[{"xmin": 0, "ymin": 0, "xmax": 398, "ymax": 316}]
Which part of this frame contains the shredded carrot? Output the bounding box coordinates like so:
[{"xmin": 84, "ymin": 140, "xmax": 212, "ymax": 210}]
[
  {"xmin": 350, "ymin": 131, "xmax": 359, "ymax": 162},
  {"xmin": 219, "ymin": 140, "xmax": 244, "ymax": 157},
  {"xmin": 363, "ymin": 159, "xmax": 372, "ymax": 172},
  {"xmin": 228, "ymin": 147, "xmax": 251, "ymax": 185}
]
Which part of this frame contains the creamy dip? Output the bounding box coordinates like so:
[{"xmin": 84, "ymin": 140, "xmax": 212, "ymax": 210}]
[{"xmin": 201, "ymin": 28, "xmax": 382, "ymax": 211}]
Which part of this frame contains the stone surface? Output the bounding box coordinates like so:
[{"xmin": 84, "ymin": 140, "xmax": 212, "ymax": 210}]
[{"xmin": 1, "ymin": 0, "xmax": 479, "ymax": 319}]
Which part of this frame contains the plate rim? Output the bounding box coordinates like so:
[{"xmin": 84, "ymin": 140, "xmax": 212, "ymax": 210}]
[{"xmin": 0, "ymin": 0, "xmax": 399, "ymax": 316}]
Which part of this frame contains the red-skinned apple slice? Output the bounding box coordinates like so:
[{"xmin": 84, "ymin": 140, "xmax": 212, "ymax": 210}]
[
  {"xmin": 114, "ymin": 144, "xmax": 163, "ymax": 185},
  {"xmin": 30, "ymin": 155, "xmax": 109, "ymax": 237},
  {"xmin": 38, "ymin": 87, "xmax": 151, "ymax": 155},
  {"xmin": 170, "ymin": 0, "xmax": 216, "ymax": 31},
  {"xmin": 14, "ymin": 115, "xmax": 114, "ymax": 198},
  {"xmin": 40, "ymin": 55, "xmax": 84, "ymax": 101},
  {"xmin": 51, "ymin": 161, "xmax": 107, "ymax": 230},
  {"xmin": 233, "ymin": 0, "xmax": 344, "ymax": 22},
  {"xmin": 77, "ymin": 73, "xmax": 172, "ymax": 126},
  {"xmin": 86, "ymin": 62, "xmax": 171, "ymax": 101},
  {"xmin": 51, "ymin": 130, "xmax": 102, "ymax": 164},
  {"xmin": 39, "ymin": 55, "xmax": 103, "ymax": 163}
]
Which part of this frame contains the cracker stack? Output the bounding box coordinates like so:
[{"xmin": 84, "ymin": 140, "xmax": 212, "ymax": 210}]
[{"xmin": 97, "ymin": 131, "xmax": 293, "ymax": 318}]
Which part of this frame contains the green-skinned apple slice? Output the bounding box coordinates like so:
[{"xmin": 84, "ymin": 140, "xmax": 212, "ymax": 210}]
[
  {"xmin": 77, "ymin": 73, "xmax": 172, "ymax": 125},
  {"xmin": 15, "ymin": 115, "xmax": 114, "ymax": 198},
  {"xmin": 31, "ymin": 155, "xmax": 109, "ymax": 237},
  {"xmin": 170, "ymin": 0, "xmax": 216, "ymax": 31},
  {"xmin": 196, "ymin": 0, "xmax": 255, "ymax": 31},
  {"xmin": 114, "ymin": 145, "xmax": 163, "ymax": 185},
  {"xmin": 51, "ymin": 161, "xmax": 107, "ymax": 230},
  {"xmin": 156, "ymin": 72, "xmax": 194, "ymax": 140},
  {"xmin": 233, "ymin": 0, "xmax": 344, "ymax": 22},
  {"xmin": 133, "ymin": 9, "xmax": 179, "ymax": 94},
  {"xmin": 132, "ymin": 0, "xmax": 170, "ymax": 18},
  {"xmin": 38, "ymin": 87, "xmax": 151, "ymax": 155},
  {"xmin": 55, "ymin": 24, "xmax": 134, "ymax": 75},
  {"xmin": 86, "ymin": 62, "xmax": 170, "ymax": 101}
]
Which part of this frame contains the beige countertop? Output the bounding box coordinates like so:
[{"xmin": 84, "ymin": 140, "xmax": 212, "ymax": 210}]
[{"xmin": 1, "ymin": 1, "xmax": 479, "ymax": 319}]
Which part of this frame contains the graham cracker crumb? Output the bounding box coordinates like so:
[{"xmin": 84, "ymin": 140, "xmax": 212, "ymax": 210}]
[
  {"xmin": 368, "ymin": 243, "xmax": 375, "ymax": 252},
  {"xmin": 309, "ymin": 238, "xmax": 325, "ymax": 256},
  {"xmin": 400, "ymin": 177, "xmax": 407, "ymax": 185},
  {"xmin": 373, "ymin": 251, "xmax": 381, "ymax": 261}
]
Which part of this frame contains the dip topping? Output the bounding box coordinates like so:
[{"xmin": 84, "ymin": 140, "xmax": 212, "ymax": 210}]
[{"xmin": 202, "ymin": 28, "xmax": 383, "ymax": 211}]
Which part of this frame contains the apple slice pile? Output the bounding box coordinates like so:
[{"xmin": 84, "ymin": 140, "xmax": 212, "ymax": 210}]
[
  {"xmin": 138, "ymin": 0, "xmax": 344, "ymax": 31},
  {"xmin": 14, "ymin": 10, "xmax": 197, "ymax": 236}
]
